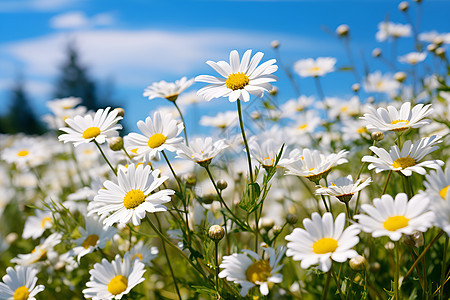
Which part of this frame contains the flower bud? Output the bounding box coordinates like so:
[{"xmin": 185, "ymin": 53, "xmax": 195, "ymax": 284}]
[
  {"xmin": 385, "ymin": 241, "xmax": 395, "ymax": 251},
  {"xmin": 202, "ymin": 194, "xmax": 215, "ymax": 205},
  {"xmin": 352, "ymin": 83, "xmax": 360, "ymax": 92},
  {"xmin": 109, "ymin": 137, "xmax": 124, "ymax": 151},
  {"xmin": 5, "ymin": 232, "xmax": 18, "ymax": 244},
  {"xmin": 371, "ymin": 131, "xmax": 384, "ymax": 141},
  {"xmin": 336, "ymin": 24, "xmax": 350, "ymax": 37},
  {"xmin": 394, "ymin": 71, "xmax": 407, "ymax": 83},
  {"xmin": 272, "ymin": 225, "xmax": 282, "ymax": 235},
  {"xmin": 367, "ymin": 96, "xmax": 375, "ymax": 103},
  {"xmin": 404, "ymin": 230, "xmax": 424, "ymax": 247},
  {"xmin": 269, "ymin": 86, "xmax": 278, "ymax": 96},
  {"xmin": 349, "ymin": 255, "xmax": 367, "ymax": 271},
  {"xmin": 185, "ymin": 173, "xmax": 196, "ymax": 186},
  {"xmin": 260, "ymin": 217, "xmax": 275, "ymax": 230},
  {"xmin": 370, "ymin": 262, "xmax": 381, "ymax": 272},
  {"xmin": 208, "ymin": 225, "xmax": 225, "ymax": 241},
  {"xmin": 271, "ymin": 40, "xmax": 280, "ymax": 49},
  {"xmin": 413, "ymin": 0, "xmax": 422, "ymax": 3},
  {"xmin": 398, "ymin": 1, "xmax": 409, "ymax": 11},
  {"xmin": 286, "ymin": 214, "xmax": 298, "ymax": 225},
  {"xmin": 372, "ymin": 48, "xmax": 382, "ymax": 57},
  {"xmin": 433, "ymin": 37, "xmax": 444, "ymax": 46},
  {"xmin": 217, "ymin": 179, "xmax": 228, "ymax": 191},
  {"xmin": 427, "ymin": 44, "xmax": 437, "ymax": 52},
  {"xmin": 251, "ymin": 111, "xmax": 262, "ymax": 120},
  {"xmin": 115, "ymin": 107, "xmax": 125, "ymax": 117},
  {"xmin": 436, "ymin": 47, "xmax": 446, "ymax": 57}
]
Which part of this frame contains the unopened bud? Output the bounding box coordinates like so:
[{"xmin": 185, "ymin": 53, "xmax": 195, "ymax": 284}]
[
  {"xmin": 404, "ymin": 230, "xmax": 424, "ymax": 247},
  {"xmin": 271, "ymin": 40, "xmax": 280, "ymax": 49},
  {"xmin": 208, "ymin": 225, "xmax": 225, "ymax": 241},
  {"xmin": 433, "ymin": 37, "xmax": 444, "ymax": 46},
  {"xmin": 336, "ymin": 24, "xmax": 350, "ymax": 37},
  {"xmin": 269, "ymin": 86, "xmax": 278, "ymax": 96},
  {"xmin": 427, "ymin": 44, "xmax": 437, "ymax": 52},
  {"xmin": 367, "ymin": 96, "xmax": 375, "ymax": 103},
  {"xmin": 436, "ymin": 47, "xmax": 446, "ymax": 57},
  {"xmin": 398, "ymin": 1, "xmax": 409, "ymax": 11},
  {"xmin": 371, "ymin": 131, "xmax": 384, "ymax": 141},
  {"xmin": 372, "ymin": 48, "xmax": 382, "ymax": 57},
  {"xmin": 394, "ymin": 71, "xmax": 407, "ymax": 83},
  {"xmin": 217, "ymin": 179, "xmax": 228, "ymax": 190},
  {"xmin": 370, "ymin": 262, "xmax": 381, "ymax": 272},
  {"xmin": 272, "ymin": 225, "xmax": 282, "ymax": 235},
  {"xmin": 413, "ymin": 0, "xmax": 422, "ymax": 3},
  {"xmin": 352, "ymin": 83, "xmax": 360, "ymax": 92},
  {"xmin": 115, "ymin": 107, "xmax": 125, "ymax": 117},
  {"xmin": 202, "ymin": 194, "xmax": 215, "ymax": 205},
  {"xmin": 185, "ymin": 174, "xmax": 196, "ymax": 186},
  {"xmin": 251, "ymin": 111, "xmax": 262, "ymax": 120},
  {"xmin": 385, "ymin": 241, "xmax": 395, "ymax": 251},
  {"xmin": 5, "ymin": 232, "xmax": 18, "ymax": 244},
  {"xmin": 286, "ymin": 214, "xmax": 298, "ymax": 225},
  {"xmin": 109, "ymin": 137, "xmax": 124, "ymax": 151},
  {"xmin": 349, "ymin": 255, "xmax": 367, "ymax": 271},
  {"xmin": 260, "ymin": 217, "xmax": 275, "ymax": 230}
]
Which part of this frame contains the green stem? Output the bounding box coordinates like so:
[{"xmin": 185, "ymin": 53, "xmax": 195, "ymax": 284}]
[
  {"xmin": 382, "ymin": 170, "xmax": 393, "ymax": 195},
  {"xmin": 215, "ymin": 240, "xmax": 220, "ymax": 291},
  {"xmin": 395, "ymin": 241, "xmax": 400, "ymax": 300},
  {"xmin": 320, "ymin": 195, "xmax": 330, "ymax": 213},
  {"xmin": 331, "ymin": 264, "xmax": 344, "ymax": 300},
  {"xmin": 236, "ymin": 99, "xmax": 254, "ymax": 184},
  {"xmin": 173, "ymin": 101, "xmax": 189, "ymax": 146},
  {"xmin": 93, "ymin": 140, "xmax": 117, "ymax": 176},
  {"xmin": 161, "ymin": 150, "xmax": 183, "ymax": 191},
  {"xmin": 153, "ymin": 215, "xmax": 182, "ymax": 300},
  {"xmin": 322, "ymin": 269, "xmax": 332, "ymax": 300},
  {"xmin": 440, "ymin": 235, "xmax": 449, "ymax": 300},
  {"xmin": 122, "ymin": 146, "xmax": 133, "ymax": 160},
  {"xmin": 345, "ymin": 202, "xmax": 352, "ymax": 221}
]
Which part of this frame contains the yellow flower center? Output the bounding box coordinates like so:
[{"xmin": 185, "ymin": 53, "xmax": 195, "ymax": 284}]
[
  {"xmin": 17, "ymin": 150, "xmax": 29, "ymax": 157},
  {"xmin": 376, "ymin": 81, "xmax": 384, "ymax": 88},
  {"xmin": 82, "ymin": 127, "xmax": 101, "ymax": 139},
  {"xmin": 440, "ymin": 185, "xmax": 450, "ymax": 199},
  {"xmin": 245, "ymin": 260, "xmax": 272, "ymax": 284},
  {"xmin": 298, "ymin": 124, "xmax": 308, "ymax": 130},
  {"xmin": 82, "ymin": 234, "xmax": 99, "ymax": 249},
  {"xmin": 225, "ymin": 72, "xmax": 250, "ymax": 90},
  {"xmin": 108, "ymin": 275, "xmax": 128, "ymax": 295},
  {"xmin": 262, "ymin": 156, "xmax": 275, "ymax": 167},
  {"xmin": 340, "ymin": 106, "xmax": 349, "ymax": 112},
  {"xmin": 123, "ymin": 189, "xmax": 146, "ymax": 209},
  {"xmin": 31, "ymin": 248, "xmax": 47, "ymax": 263},
  {"xmin": 130, "ymin": 148, "xmax": 138, "ymax": 154},
  {"xmin": 312, "ymin": 238, "xmax": 338, "ymax": 254},
  {"xmin": 392, "ymin": 157, "xmax": 416, "ymax": 169},
  {"xmin": 132, "ymin": 253, "xmax": 144, "ymax": 261},
  {"xmin": 147, "ymin": 133, "xmax": 167, "ymax": 149},
  {"xmin": 357, "ymin": 127, "xmax": 367, "ymax": 134},
  {"xmin": 41, "ymin": 217, "xmax": 52, "ymax": 228},
  {"xmin": 391, "ymin": 119, "xmax": 409, "ymax": 125},
  {"xmin": 13, "ymin": 286, "xmax": 30, "ymax": 300},
  {"xmin": 309, "ymin": 66, "xmax": 321, "ymax": 73},
  {"xmin": 383, "ymin": 215, "xmax": 409, "ymax": 231}
]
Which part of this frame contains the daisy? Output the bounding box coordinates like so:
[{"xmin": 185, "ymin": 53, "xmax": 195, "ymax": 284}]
[
  {"xmin": 0, "ymin": 266, "xmax": 44, "ymax": 300},
  {"xmin": 129, "ymin": 241, "xmax": 158, "ymax": 266},
  {"xmin": 22, "ymin": 210, "xmax": 53, "ymax": 240},
  {"xmin": 324, "ymin": 96, "xmax": 361, "ymax": 120},
  {"xmin": 1, "ymin": 137, "xmax": 49, "ymax": 169},
  {"xmin": 376, "ymin": 22, "xmax": 411, "ymax": 42},
  {"xmin": 354, "ymin": 193, "xmax": 434, "ymax": 241},
  {"xmin": 72, "ymin": 215, "xmax": 117, "ymax": 263},
  {"xmin": 143, "ymin": 77, "xmax": 194, "ymax": 102},
  {"xmin": 11, "ymin": 233, "xmax": 62, "ymax": 266},
  {"xmin": 176, "ymin": 137, "xmax": 228, "ymax": 167},
  {"xmin": 419, "ymin": 31, "xmax": 450, "ymax": 44},
  {"xmin": 285, "ymin": 212, "xmax": 360, "ymax": 272},
  {"xmin": 294, "ymin": 57, "xmax": 336, "ymax": 78},
  {"xmin": 47, "ymin": 97, "xmax": 82, "ymax": 113},
  {"xmin": 363, "ymin": 71, "xmax": 400, "ymax": 94},
  {"xmin": 125, "ymin": 111, "xmax": 184, "ymax": 160},
  {"xmin": 280, "ymin": 95, "xmax": 315, "ymax": 119},
  {"xmin": 362, "ymin": 135, "xmax": 443, "ymax": 176},
  {"xmin": 91, "ymin": 163, "xmax": 175, "ymax": 226},
  {"xmin": 195, "ymin": 49, "xmax": 278, "ymax": 102},
  {"xmin": 279, "ymin": 148, "xmax": 348, "ymax": 183},
  {"xmin": 423, "ymin": 167, "xmax": 450, "ymax": 200},
  {"xmin": 249, "ymin": 138, "xmax": 284, "ymax": 169},
  {"xmin": 199, "ymin": 111, "xmax": 238, "ymax": 129},
  {"xmin": 360, "ymin": 102, "xmax": 433, "ymax": 133},
  {"xmin": 341, "ymin": 118, "xmax": 370, "ymax": 143},
  {"xmin": 316, "ymin": 175, "xmax": 372, "ymax": 203},
  {"xmin": 59, "ymin": 107, "xmax": 123, "ymax": 147},
  {"xmin": 285, "ymin": 110, "xmax": 321, "ymax": 139},
  {"xmin": 219, "ymin": 246, "xmax": 285, "ymax": 297},
  {"xmin": 398, "ymin": 52, "xmax": 427, "ymax": 65},
  {"xmin": 83, "ymin": 253, "xmax": 145, "ymax": 300},
  {"xmin": 431, "ymin": 194, "xmax": 450, "ymax": 236}
]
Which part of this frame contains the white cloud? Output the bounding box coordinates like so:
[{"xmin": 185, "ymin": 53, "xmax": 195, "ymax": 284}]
[
  {"xmin": 0, "ymin": 0, "xmax": 83, "ymax": 12},
  {"xmin": 49, "ymin": 11, "xmax": 116, "ymax": 29}
]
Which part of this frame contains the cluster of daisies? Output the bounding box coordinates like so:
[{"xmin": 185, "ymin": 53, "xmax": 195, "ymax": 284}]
[{"xmin": 0, "ymin": 4, "xmax": 449, "ymax": 299}]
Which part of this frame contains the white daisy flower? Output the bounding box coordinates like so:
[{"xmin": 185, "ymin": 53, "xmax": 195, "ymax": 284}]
[
  {"xmin": 324, "ymin": 96, "xmax": 361, "ymax": 120},
  {"xmin": 293, "ymin": 57, "xmax": 336, "ymax": 78},
  {"xmin": 72, "ymin": 215, "xmax": 117, "ymax": 263},
  {"xmin": 58, "ymin": 107, "xmax": 123, "ymax": 147},
  {"xmin": 249, "ymin": 138, "xmax": 284, "ymax": 169},
  {"xmin": 424, "ymin": 167, "xmax": 450, "ymax": 201},
  {"xmin": 316, "ymin": 175, "xmax": 372, "ymax": 203},
  {"xmin": 362, "ymin": 135, "xmax": 443, "ymax": 176},
  {"xmin": 83, "ymin": 253, "xmax": 145, "ymax": 300},
  {"xmin": 354, "ymin": 193, "xmax": 434, "ymax": 241},
  {"xmin": 143, "ymin": 77, "xmax": 194, "ymax": 102},
  {"xmin": 129, "ymin": 241, "xmax": 158, "ymax": 266},
  {"xmin": 22, "ymin": 210, "xmax": 53, "ymax": 240},
  {"xmin": 341, "ymin": 118, "xmax": 370, "ymax": 143},
  {"xmin": 431, "ymin": 194, "xmax": 450, "ymax": 236},
  {"xmin": 11, "ymin": 233, "xmax": 62, "ymax": 266},
  {"xmin": 91, "ymin": 163, "xmax": 175, "ymax": 226},
  {"xmin": 285, "ymin": 110, "xmax": 321, "ymax": 139},
  {"xmin": 280, "ymin": 148, "xmax": 348, "ymax": 183},
  {"xmin": 125, "ymin": 111, "xmax": 184, "ymax": 160},
  {"xmin": 376, "ymin": 22, "xmax": 411, "ymax": 41},
  {"xmin": 176, "ymin": 137, "xmax": 228, "ymax": 167},
  {"xmin": 363, "ymin": 71, "xmax": 400, "ymax": 94},
  {"xmin": 419, "ymin": 31, "xmax": 450, "ymax": 44},
  {"xmin": 280, "ymin": 95, "xmax": 315, "ymax": 118},
  {"xmin": 0, "ymin": 266, "xmax": 44, "ymax": 300},
  {"xmin": 285, "ymin": 212, "xmax": 360, "ymax": 272},
  {"xmin": 219, "ymin": 246, "xmax": 285, "ymax": 297},
  {"xmin": 195, "ymin": 49, "xmax": 278, "ymax": 102},
  {"xmin": 1, "ymin": 137, "xmax": 49, "ymax": 169},
  {"xmin": 360, "ymin": 102, "xmax": 433, "ymax": 133},
  {"xmin": 47, "ymin": 97, "xmax": 82, "ymax": 113},
  {"xmin": 398, "ymin": 52, "xmax": 427, "ymax": 65},
  {"xmin": 199, "ymin": 111, "xmax": 238, "ymax": 129}
]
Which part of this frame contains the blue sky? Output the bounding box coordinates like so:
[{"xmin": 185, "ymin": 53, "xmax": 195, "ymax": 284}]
[{"xmin": 1, "ymin": 0, "xmax": 449, "ymax": 132}]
